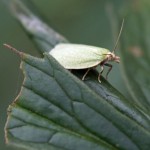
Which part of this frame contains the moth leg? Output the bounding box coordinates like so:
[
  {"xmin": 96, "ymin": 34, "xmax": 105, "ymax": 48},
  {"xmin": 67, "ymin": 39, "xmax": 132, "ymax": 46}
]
[
  {"xmin": 98, "ymin": 65, "xmax": 104, "ymax": 83},
  {"xmin": 104, "ymin": 63, "xmax": 112, "ymax": 80},
  {"xmin": 82, "ymin": 68, "xmax": 91, "ymax": 81}
]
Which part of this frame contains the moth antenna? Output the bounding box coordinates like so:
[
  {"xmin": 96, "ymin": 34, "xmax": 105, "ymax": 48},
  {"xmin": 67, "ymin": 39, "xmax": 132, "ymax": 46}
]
[{"xmin": 112, "ymin": 19, "xmax": 124, "ymax": 53}]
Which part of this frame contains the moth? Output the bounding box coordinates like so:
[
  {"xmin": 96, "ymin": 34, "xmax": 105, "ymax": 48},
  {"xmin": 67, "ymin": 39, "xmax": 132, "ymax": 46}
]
[{"xmin": 50, "ymin": 20, "xmax": 124, "ymax": 82}]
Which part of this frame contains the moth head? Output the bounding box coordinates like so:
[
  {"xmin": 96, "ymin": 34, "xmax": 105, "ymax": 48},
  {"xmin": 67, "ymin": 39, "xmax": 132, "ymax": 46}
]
[{"xmin": 107, "ymin": 52, "xmax": 120, "ymax": 63}]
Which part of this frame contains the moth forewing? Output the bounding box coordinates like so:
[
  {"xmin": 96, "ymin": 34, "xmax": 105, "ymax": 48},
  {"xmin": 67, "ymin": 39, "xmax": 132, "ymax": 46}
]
[{"xmin": 50, "ymin": 44, "xmax": 109, "ymax": 69}]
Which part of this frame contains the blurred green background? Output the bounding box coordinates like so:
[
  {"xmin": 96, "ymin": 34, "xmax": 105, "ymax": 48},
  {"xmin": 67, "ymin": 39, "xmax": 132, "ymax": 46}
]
[{"xmin": 0, "ymin": 0, "xmax": 131, "ymax": 149}]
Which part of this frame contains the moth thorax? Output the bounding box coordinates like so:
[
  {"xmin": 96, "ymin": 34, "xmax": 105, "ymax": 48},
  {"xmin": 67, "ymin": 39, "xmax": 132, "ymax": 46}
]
[{"xmin": 107, "ymin": 52, "xmax": 120, "ymax": 63}]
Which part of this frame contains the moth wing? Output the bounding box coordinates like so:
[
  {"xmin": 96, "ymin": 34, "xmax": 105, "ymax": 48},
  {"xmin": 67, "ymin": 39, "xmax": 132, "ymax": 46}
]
[{"xmin": 50, "ymin": 44, "xmax": 109, "ymax": 69}]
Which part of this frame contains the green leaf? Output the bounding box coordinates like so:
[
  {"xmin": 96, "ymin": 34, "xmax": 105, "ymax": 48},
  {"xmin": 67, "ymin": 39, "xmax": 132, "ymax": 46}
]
[{"xmin": 5, "ymin": 52, "xmax": 150, "ymax": 150}]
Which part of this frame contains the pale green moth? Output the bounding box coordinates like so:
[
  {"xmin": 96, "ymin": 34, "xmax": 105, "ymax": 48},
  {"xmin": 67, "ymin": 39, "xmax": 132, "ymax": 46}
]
[{"xmin": 50, "ymin": 20, "xmax": 124, "ymax": 82}]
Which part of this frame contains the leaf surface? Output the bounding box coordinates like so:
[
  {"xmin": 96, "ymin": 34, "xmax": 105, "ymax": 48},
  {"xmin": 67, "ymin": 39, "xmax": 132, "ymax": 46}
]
[{"xmin": 5, "ymin": 53, "xmax": 150, "ymax": 150}]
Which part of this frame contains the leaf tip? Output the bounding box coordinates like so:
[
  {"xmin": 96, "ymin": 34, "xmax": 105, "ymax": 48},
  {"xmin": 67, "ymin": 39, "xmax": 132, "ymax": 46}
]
[{"xmin": 3, "ymin": 43, "xmax": 24, "ymax": 57}]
